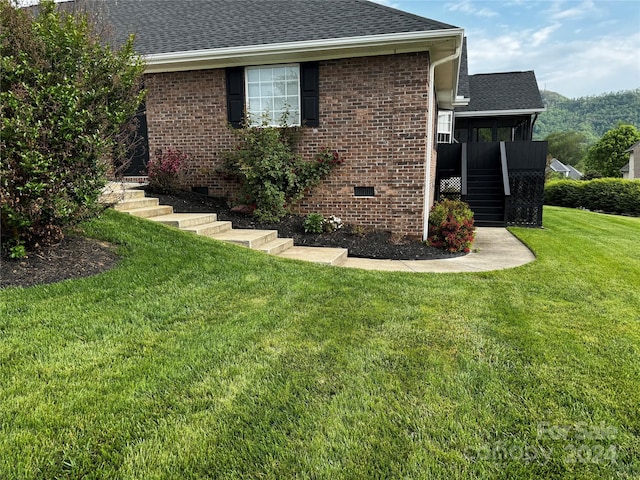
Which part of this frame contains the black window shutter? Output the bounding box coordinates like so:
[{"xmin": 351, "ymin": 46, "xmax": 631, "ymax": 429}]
[
  {"xmin": 226, "ymin": 67, "xmax": 244, "ymax": 128},
  {"xmin": 301, "ymin": 62, "xmax": 319, "ymax": 127}
]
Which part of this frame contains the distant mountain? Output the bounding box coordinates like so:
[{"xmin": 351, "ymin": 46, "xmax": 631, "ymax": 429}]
[{"xmin": 533, "ymin": 89, "xmax": 640, "ymax": 141}]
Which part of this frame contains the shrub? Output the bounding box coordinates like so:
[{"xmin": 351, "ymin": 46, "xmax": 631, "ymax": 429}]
[
  {"xmin": 543, "ymin": 180, "xmax": 585, "ymax": 208},
  {"xmin": 0, "ymin": 0, "xmax": 144, "ymax": 255},
  {"xmin": 222, "ymin": 118, "xmax": 342, "ymax": 222},
  {"xmin": 545, "ymin": 178, "xmax": 640, "ymax": 216},
  {"xmin": 303, "ymin": 213, "xmax": 324, "ymax": 233},
  {"xmin": 427, "ymin": 199, "xmax": 476, "ymax": 253},
  {"xmin": 147, "ymin": 148, "xmax": 188, "ymax": 193}
]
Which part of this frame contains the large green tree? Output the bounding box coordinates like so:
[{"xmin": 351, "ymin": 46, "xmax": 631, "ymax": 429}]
[
  {"xmin": 0, "ymin": 0, "xmax": 144, "ymax": 256},
  {"xmin": 545, "ymin": 131, "xmax": 590, "ymax": 167},
  {"xmin": 584, "ymin": 124, "xmax": 640, "ymax": 177}
]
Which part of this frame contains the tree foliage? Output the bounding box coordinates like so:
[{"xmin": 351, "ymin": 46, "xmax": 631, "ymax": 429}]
[
  {"xmin": 534, "ymin": 89, "xmax": 640, "ymax": 141},
  {"xmin": 0, "ymin": 0, "xmax": 144, "ymax": 256},
  {"xmin": 545, "ymin": 131, "xmax": 590, "ymax": 167},
  {"xmin": 584, "ymin": 124, "xmax": 640, "ymax": 177}
]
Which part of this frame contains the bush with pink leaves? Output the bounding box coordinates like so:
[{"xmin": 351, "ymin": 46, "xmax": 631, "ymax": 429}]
[
  {"xmin": 427, "ymin": 199, "xmax": 476, "ymax": 253},
  {"xmin": 147, "ymin": 148, "xmax": 188, "ymax": 193}
]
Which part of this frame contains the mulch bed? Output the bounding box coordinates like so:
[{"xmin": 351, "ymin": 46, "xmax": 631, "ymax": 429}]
[
  {"xmin": 144, "ymin": 188, "xmax": 463, "ymax": 261},
  {"xmin": 1, "ymin": 236, "xmax": 119, "ymax": 289},
  {"xmin": 1, "ymin": 187, "xmax": 462, "ymax": 289}
]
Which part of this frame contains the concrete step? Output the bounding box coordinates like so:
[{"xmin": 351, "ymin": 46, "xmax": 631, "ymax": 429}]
[
  {"xmin": 100, "ymin": 189, "xmax": 146, "ymax": 203},
  {"xmin": 209, "ymin": 229, "xmax": 278, "ymax": 248},
  {"xmin": 277, "ymin": 246, "xmax": 348, "ymax": 266},
  {"xmin": 183, "ymin": 220, "xmax": 233, "ymax": 236},
  {"xmin": 256, "ymin": 237, "xmax": 294, "ymax": 255},
  {"xmin": 149, "ymin": 213, "xmax": 217, "ymax": 228},
  {"xmin": 126, "ymin": 205, "xmax": 174, "ymax": 218},
  {"xmin": 114, "ymin": 197, "xmax": 160, "ymax": 211}
]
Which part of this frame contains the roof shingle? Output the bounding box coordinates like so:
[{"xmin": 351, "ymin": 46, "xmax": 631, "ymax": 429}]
[
  {"xmin": 456, "ymin": 71, "xmax": 544, "ymax": 113},
  {"xmin": 97, "ymin": 0, "xmax": 458, "ymax": 55}
]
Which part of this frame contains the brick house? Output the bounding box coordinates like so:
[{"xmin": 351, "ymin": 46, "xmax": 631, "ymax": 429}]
[
  {"xmin": 105, "ymin": 1, "xmax": 547, "ymax": 232},
  {"xmin": 102, "ymin": 0, "xmax": 467, "ymax": 239}
]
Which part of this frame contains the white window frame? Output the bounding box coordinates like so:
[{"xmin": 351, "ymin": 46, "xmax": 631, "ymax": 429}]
[
  {"xmin": 245, "ymin": 64, "xmax": 301, "ymax": 127},
  {"xmin": 437, "ymin": 110, "xmax": 454, "ymax": 144}
]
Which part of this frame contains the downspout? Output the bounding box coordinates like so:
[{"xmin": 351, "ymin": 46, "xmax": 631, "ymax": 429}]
[
  {"xmin": 530, "ymin": 112, "xmax": 540, "ymax": 139},
  {"xmin": 423, "ymin": 43, "xmax": 462, "ymax": 240}
]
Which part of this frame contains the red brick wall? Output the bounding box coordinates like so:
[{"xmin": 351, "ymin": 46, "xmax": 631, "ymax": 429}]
[{"xmin": 144, "ymin": 52, "xmax": 432, "ymax": 236}]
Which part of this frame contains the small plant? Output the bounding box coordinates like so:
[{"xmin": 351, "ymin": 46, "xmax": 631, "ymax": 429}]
[
  {"xmin": 147, "ymin": 148, "xmax": 188, "ymax": 193},
  {"xmin": 427, "ymin": 199, "xmax": 476, "ymax": 253},
  {"xmin": 350, "ymin": 224, "xmax": 366, "ymax": 236},
  {"xmin": 8, "ymin": 243, "xmax": 27, "ymax": 259},
  {"xmin": 324, "ymin": 215, "xmax": 343, "ymax": 233},
  {"xmin": 303, "ymin": 213, "xmax": 325, "ymax": 233}
]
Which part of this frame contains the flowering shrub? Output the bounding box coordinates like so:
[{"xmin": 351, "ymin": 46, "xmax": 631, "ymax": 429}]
[
  {"xmin": 303, "ymin": 213, "xmax": 324, "ymax": 233},
  {"xmin": 324, "ymin": 215, "xmax": 344, "ymax": 232},
  {"xmin": 147, "ymin": 148, "xmax": 188, "ymax": 193},
  {"xmin": 427, "ymin": 199, "xmax": 476, "ymax": 253},
  {"xmin": 222, "ymin": 120, "xmax": 343, "ymax": 222}
]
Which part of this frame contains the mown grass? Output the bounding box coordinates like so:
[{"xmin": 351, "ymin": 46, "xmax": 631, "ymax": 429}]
[{"xmin": 1, "ymin": 206, "xmax": 638, "ymax": 479}]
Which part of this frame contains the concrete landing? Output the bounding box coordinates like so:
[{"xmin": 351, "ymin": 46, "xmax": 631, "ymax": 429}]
[
  {"xmin": 277, "ymin": 246, "xmax": 348, "ymax": 266},
  {"xmin": 340, "ymin": 227, "xmax": 535, "ymax": 272}
]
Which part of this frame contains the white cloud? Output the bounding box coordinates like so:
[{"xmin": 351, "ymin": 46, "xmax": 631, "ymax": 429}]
[
  {"xmin": 547, "ymin": 0, "xmax": 599, "ymax": 21},
  {"xmin": 531, "ymin": 23, "xmax": 560, "ymax": 47},
  {"xmin": 534, "ymin": 32, "xmax": 640, "ymax": 97},
  {"xmin": 445, "ymin": 1, "xmax": 499, "ymax": 18},
  {"xmin": 466, "ymin": 26, "xmax": 640, "ymax": 97}
]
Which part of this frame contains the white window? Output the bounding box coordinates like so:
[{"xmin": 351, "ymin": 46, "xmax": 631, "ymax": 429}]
[
  {"xmin": 437, "ymin": 110, "xmax": 454, "ymax": 143},
  {"xmin": 246, "ymin": 64, "xmax": 301, "ymax": 126}
]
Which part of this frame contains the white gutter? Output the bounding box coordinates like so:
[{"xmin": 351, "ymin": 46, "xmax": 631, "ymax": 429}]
[
  {"xmin": 454, "ymin": 107, "xmax": 545, "ymax": 117},
  {"xmin": 423, "ymin": 42, "xmax": 462, "ymax": 240}
]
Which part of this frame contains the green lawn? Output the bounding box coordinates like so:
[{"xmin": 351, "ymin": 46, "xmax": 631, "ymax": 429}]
[{"xmin": 1, "ymin": 206, "xmax": 638, "ymax": 479}]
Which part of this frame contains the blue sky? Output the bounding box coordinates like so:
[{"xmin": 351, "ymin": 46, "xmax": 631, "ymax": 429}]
[{"xmin": 375, "ymin": 0, "xmax": 640, "ymax": 98}]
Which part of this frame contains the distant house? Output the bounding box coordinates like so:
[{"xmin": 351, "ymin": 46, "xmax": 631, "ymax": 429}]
[
  {"xmin": 621, "ymin": 141, "xmax": 640, "ymax": 179},
  {"xmin": 549, "ymin": 158, "xmax": 583, "ymax": 179},
  {"xmin": 74, "ymin": 0, "xmax": 546, "ymax": 234}
]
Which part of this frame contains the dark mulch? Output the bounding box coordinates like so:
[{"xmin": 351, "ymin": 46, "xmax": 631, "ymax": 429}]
[
  {"xmin": 144, "ymin": 187, "xmax": 463, "ymax": 261},
  {"xmin": 1, "ymin": 236, "xmax": 119, "ymax": 289}
]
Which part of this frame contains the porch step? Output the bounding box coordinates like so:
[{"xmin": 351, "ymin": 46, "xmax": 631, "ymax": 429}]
[
  {"xmin": 126, "ymin": 205, "xmax": 174, "ymax": 218},
  {"xmin": 183, "ymin": 221, "xmax": 233, "ymax": 236},
  {"xmin": 277, "ymin": 246, "xmax": 348, "ymax": 266},
  {"xmin": 100, "ymin": 188, "xmax": 146, "ymax": 203},
  {"xmin": 102, "ymin": 182, "xmax": 351, "ymax": 266},
  {"xmin": 208, "ymin": 229, "xmax": 278, "ymax": 248},
  {"xmin": 114, "ymin": 197, "xmax": 161, "ymax": 211},
  {"xmin": 149, "ymin": 213, "xmax": 217, "ymax": 228},
  {"xmin": 257, "ymin": 237, "xmax": 295, "ymax": 255}
]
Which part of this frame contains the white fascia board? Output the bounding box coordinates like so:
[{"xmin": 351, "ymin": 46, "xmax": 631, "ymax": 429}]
[
  {"xmin": 454, "ymin": 107, "xmax": 545, "ymax": 117},
  {"xmin": 452, "ymin": 96, "xmax": 470, "ymax": 107},
  {"xmin": 144, "ymin": 28, "xmax": 464, "ymax": 73}
]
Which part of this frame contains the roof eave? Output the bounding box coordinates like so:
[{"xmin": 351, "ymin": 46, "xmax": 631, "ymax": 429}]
[
  {"xmin": 454, "ymin": 107, "xmax": 545, "ymax": 117},
  {"xmin": 143, "ymin": 28, "xmax": 464, "ymax": 73}
]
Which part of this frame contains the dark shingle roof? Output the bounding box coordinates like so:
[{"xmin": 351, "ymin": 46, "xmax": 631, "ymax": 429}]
[
  {"xmin": 96, "ymin": 0, "xmax": 457, "ymax": 55},
  {"xmin": 456, "ymin": 71, "xmax": 544, "ymax": 113},
  {"xmin": 457, "ymin": 37, "xmax": 470, "ymax": 99}
]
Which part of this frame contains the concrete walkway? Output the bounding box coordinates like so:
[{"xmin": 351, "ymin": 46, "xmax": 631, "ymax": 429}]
[{"xmin": 341, "ymin": 227, "xmax": 535, "ymax": 273}]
